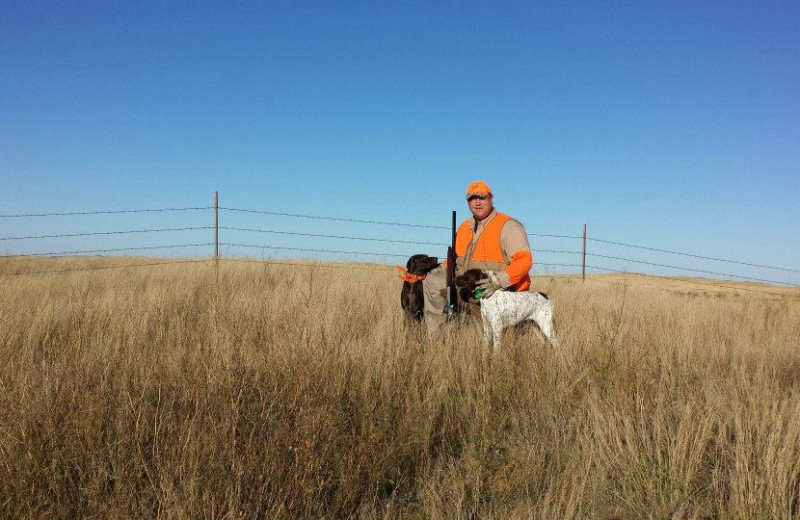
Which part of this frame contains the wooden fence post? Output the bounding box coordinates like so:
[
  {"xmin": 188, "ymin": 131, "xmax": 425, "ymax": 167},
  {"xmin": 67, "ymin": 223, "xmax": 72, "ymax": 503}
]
[
  {"xmin": 582, "ymin": 224, "xmax": 587, "ymax": 281},
  {"xmin": 214, "ymin": 191, "xmax": 219, "ymax": 261}
]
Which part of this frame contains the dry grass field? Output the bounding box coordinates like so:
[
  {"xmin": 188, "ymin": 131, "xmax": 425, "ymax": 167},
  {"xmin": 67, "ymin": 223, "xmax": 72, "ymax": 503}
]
[{"xmin": 1, "ymin": 257, "xmax": 799, "ymax": 519}]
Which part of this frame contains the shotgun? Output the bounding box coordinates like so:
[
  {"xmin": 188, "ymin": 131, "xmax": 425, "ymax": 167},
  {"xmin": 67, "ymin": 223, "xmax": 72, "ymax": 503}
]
[{"xmin": 445, "ymin": 210, "xmax": 458, "ymax": 316}]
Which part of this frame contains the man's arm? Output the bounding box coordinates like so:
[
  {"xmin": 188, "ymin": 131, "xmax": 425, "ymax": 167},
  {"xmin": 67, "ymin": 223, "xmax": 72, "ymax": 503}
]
[{"xmin": 497, "ymin": 219, "xmax": 532, "ymax": 288}]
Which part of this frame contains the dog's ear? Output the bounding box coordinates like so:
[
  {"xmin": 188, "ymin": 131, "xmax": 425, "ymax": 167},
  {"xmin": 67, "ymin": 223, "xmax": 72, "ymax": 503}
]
[
  {"xmin": 406, "ymin": 254, "xmax": 423, "ymax": 270},
  {"xmin": 458, "ymin": 286, "xmax": 474, "ymax": 304},
  {"xmin": 468, "ymin": 269, "xmax": 485, "ymax": 281}
]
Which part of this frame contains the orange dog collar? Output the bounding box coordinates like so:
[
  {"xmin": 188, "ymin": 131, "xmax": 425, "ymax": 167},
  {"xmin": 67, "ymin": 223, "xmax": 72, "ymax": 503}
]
[{"xmin": 396, "ymin": 265, "xmax": 427, "ymax": 283}]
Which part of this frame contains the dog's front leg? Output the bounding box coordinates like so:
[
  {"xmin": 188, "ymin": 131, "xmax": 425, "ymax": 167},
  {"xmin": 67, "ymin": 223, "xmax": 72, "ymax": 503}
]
[{"xmin": 538, "ymin": 304, "xmax": 557, "ymax": 349}]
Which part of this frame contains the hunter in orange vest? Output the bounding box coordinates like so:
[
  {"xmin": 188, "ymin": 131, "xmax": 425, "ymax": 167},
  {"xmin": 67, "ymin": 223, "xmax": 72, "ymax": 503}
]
[
  {"xmin": 421, "ymin": 180, "xmax": 533, "ymax": 324},
  {"xmin": 455, "ymin": 181, "xmax": 532, "ymax": 293}
]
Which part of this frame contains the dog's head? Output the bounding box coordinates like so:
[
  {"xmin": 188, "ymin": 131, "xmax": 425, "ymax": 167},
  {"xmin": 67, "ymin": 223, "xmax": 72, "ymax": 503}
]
[
  {"xmin": 455, "ymin": 268, "xmax": 486, "ymax": 303},
  {"xmin": 406, "ymin": 254, "xmax": 440, "ymax": 275}
]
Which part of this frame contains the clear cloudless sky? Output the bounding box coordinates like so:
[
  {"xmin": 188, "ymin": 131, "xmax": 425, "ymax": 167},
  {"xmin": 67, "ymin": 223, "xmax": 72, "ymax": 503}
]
[{"xmin": 1, "ymin": 1, "xmax": 799, "ymax": 283}]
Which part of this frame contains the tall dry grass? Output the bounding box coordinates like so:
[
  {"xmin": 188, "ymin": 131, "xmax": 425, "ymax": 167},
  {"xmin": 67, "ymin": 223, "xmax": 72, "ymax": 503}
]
[{"xmin": 1, "ymin": 257, "xmax": 799, "ymax": 519}]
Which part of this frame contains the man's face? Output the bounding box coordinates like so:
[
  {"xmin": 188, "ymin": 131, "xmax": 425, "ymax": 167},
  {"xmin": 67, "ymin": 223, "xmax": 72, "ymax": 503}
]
[{"xmin": 468, "ymin": 194, "xmax": 493, "ymax": 221}]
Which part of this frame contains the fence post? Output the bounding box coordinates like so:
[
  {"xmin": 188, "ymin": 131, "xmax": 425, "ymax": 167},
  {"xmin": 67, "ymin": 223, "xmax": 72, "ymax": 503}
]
[
  {"xmin": 214, "ymin": 191, "xmax": 219, "ymax": 261},
  {"xmin": 582, "ymin": 224, "xmax": 587, "ymax": 281}
]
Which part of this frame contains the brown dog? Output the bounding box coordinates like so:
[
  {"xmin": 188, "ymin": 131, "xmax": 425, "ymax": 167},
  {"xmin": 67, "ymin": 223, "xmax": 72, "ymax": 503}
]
[{"xmin": 398, "ymin": 254, "xmax": 440, "ymax": 321}]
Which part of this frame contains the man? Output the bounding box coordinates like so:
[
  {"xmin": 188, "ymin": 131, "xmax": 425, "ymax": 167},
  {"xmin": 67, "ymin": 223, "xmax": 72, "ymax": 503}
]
[{"xmin": 423, "ymin": 180, "xmax": 533, "ymax": 324}]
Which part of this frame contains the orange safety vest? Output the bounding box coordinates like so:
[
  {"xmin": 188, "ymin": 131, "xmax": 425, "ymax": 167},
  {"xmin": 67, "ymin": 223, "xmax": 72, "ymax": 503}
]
[{"xmin": 455, "ymin": 212, "xmax": 531, "ymax": 291}]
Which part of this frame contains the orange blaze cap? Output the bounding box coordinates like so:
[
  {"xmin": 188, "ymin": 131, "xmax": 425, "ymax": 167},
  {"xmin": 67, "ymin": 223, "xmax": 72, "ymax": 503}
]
[{"xmin": 466, "ymin": 181, "xmax": 492, "ymax": 198}]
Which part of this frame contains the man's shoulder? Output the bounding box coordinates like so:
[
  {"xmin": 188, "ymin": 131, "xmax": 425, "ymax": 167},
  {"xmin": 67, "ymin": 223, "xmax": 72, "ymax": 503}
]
[
  {"xmin": 496, "ymin": 213, "xmax": 526, "ymax": 230},
  {"xmin": 458, "ymin": 218, "xmax": 474, "ymax": 231}
]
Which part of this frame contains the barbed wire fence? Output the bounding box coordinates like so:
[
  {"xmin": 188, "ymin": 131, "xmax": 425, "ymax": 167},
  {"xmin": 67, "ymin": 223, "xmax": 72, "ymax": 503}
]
[{"xmin": 1, "ymin": 193, "xmax": 798, "ymax": 298}]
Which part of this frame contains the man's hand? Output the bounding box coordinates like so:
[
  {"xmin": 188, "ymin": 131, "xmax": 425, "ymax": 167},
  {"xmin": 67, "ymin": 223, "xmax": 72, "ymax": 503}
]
[{"xmin": 476, "ymin": 271, "xmax": 502, "ymax": 298}]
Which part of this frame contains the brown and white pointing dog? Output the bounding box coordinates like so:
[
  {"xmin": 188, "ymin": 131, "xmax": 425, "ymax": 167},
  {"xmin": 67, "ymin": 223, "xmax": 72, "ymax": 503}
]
[{"xmin": 456, "ymin": 269, "xmax": 557, "ymax": 350}]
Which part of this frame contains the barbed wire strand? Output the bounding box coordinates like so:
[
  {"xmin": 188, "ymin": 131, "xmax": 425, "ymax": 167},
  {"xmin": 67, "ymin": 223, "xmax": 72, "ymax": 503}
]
[
  {"xmin": 582, "ymin": 265, "xmax": 722, "ymax": 296},
  {"xmin": 0, "ymin": 207, "xmax": 213, "ymax": 218},
  {"xmin": 583, "ymin": 266, "xmax": 724, "ymax": 296},
  {"xmin": 2, "ymin": 230, "xmax": 792, "ymax": 288},
  {"xmin": 222, "ymin": 258, "xmax": 791, "ymax": 298},
  {"xmin": 219, "ymin": 257, "xmax": 583, "ymax": 274},
  {"xmin": 219, "ymin": 243, "xmax": 411, "ymax": 259},
  {"xmin": 529, "ymin": 232, "xmax": 583, "ymax": 239},
  {"xmin": 220, "ymin": 227, "xmax": 586, "ymax": 254},
  {"xmin": 219, "ymin": 257, "xmax": 393, "ymax": 272},
  {"xmin": 0, "ymin": 202, "xmax": 794, "ymax": 275},
  {"xmin": 1, "ymin": 203, "xmax": 796, "ymax": 285},
  {"xmin": 219, "ymin": 227, "xmax": 448, "ymax": 247},
  {"xmin": 575, "ymin": 273, "xmax": 694, "ymax": 296},
  {"xmin": 2, "ymin": 243, "xmax": 213, "ymax": 258},
  {"xmin": 585, "ymin": 264, "xmax": 797, "ymax": 297},
  {"xmin": 220, "ymin": 207, "xmax": 450, "ymax": 230},
  {"xmin": 227, "ymin": 240, "xmax": 789, "ymax": 290},
  {"xmin": 532, "ymin": 263, "xmax": 585, "ymax": 272},
  {"xmin": 218, "ymin": 242, "xmax": 585, "ymax": 261},
  {"xmin": 0, "ymin": 227, "xmax": 213, "ymax": 241},
  {"xmin": 1, "ymin": 255, "xmax": 584, "ymax": 277},
  {"xmin": 2, "ymin": 251, "xmax": 795, "ymax": 300},
  {"xmin": 588, "ymin": 236, "xmax": 800, "ymax": 274},
  {"xmin": 587, "ymin": 252, "xmax": 798, "ymax": 287},
  {"xmin": 222, "ymin": 206, "xmax": 795, "ymax": 273},
  {"xmin": 220, "ymin": 227, "xmax": 588, "ymax": 253}
]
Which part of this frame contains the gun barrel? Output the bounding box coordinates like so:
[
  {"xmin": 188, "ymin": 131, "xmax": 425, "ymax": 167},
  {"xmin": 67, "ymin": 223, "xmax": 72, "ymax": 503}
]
[{"xmin": 446, "ymin": 211, "xmax": 457, "ymax": 314}]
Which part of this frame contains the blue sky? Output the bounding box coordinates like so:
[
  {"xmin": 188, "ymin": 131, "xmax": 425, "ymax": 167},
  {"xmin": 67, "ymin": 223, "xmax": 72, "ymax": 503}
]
[{"xmin": 1, "ymin": 1, "xmax": 798, "ymax": 284}]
